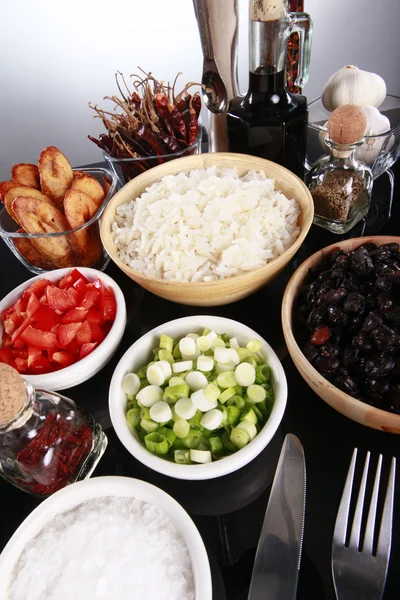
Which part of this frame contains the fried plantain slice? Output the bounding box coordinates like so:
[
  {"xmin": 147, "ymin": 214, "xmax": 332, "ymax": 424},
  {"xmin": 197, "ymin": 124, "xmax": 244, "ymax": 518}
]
[
  {"xmin": 73, "ymin": 170, "xmax": 86, "ymax": 179},
  {"xmin": 0, "ymin": 181, "xmax": 26, "ymax": 203},
  {"xmin": 11, "ymin": 163, "xmax": 40, "ymax": 189},
  {"xmin": 71, "ymin": 173, "xmax": 105, "ymax": 208},
  {"xmin": 38, "ymin": 146, "xmax": 74, "ymax": 209},
  {"xmin": 12, "ymin": 197, "xmax": 75, "ymax": 268},
  {"xmin": 14, "ymin": 229, "xmax": 55, "ymax": 269},
  {"xmin": 4, "ymin": 187, "xmax": 56, "ymax": 223},
  {"xmin": 64, "ymin": 189, "xmax": 102, "ymax": 265}
]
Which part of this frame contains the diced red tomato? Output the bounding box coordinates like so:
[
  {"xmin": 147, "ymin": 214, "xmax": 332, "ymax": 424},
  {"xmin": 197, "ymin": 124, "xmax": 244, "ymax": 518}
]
[
  {"xmin": 90, "ymin": 322, "xmax": 105, "ymax": 343},
  {"xmin": 73, "ymin": 278, "xmax": 87, "ymax": 300},
  {"xmin": 61, "ymin": 307, "xmax": 88, "ymax": 324},
  {"xmin": 31, "ymin": 305, "xmax": 59, "ymax": 332},
  {"xmin": 51, "ymin": 351, "xmax": 75, "ymax": 367},
  {"xmin": 24, "ymin": 278, "xmax": 51, "ymax": 298},
  {"xmin": 27, "ymin": 346, "xmax": 43, "ymax": 368},
  {"xmin": 11, "ymin": 316, "xmax": 34, "ymax": 343},
  {"xmin": 86, "ymin": 309, "xmax": 102, "ymax": 325},
  {"xmin": 79, "ymin": 342, "xmax": 97, "ymax": 359},
  {"xmin": 1, "ymin": 270, "xmax": 116, "ymax": 374},
  {"xmin": 3, "ymin": 312, "xmax": 24, "ymax": 335},
  {"xmin": 57, "ymin": 322, "xmax": 83, "ymax": 347},
  {"xmin": 46, "ymin": 286, "xmax": 77, "ymax": 312},
  {"xmin": 100, "ymin": 296, "xmax": 116, "ymax": 322},
  {"xmin": 26, "ymin": 293, "xmax": 40, "ymax": 317},
  {"xmin": 20, "ymin": 326, "xmax": 58, "ymax": 350},
  {"xmin": 14, "ymin": 297, "xmax": 27, "ymax": 316},
  {"xmin": 80, "ymin": 286, "xmax": 100, "ymax": 310},
  {"xmin": 76, "ymin": 320, "xmax": 92, "ymax": 345},
  {"xmin": 15, "ymin": 357, "xmax": 28, "ymax": 373},
  {"xmin": 0, "ymin": 348, "xmax": 17, "ymax": 368}
]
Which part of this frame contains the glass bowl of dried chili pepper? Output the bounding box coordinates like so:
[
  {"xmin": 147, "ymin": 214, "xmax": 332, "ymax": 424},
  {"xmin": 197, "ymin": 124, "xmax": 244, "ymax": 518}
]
[
  {"xmin": 281, "ymin": 235, "xmax": 400, "ymax": 434},
  {"xmin": 0, "ymin": 267, "xmax": 127, "ymax": 391},
  {"xmin": 88, "ymin": 70, "xmax": 203, "ymax": 187}
]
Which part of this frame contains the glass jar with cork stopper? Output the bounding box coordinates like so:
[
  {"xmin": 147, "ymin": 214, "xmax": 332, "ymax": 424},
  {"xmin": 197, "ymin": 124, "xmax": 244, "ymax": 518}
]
[
  {"xmin": 0, "ymin": 364, "xmax": 107, "ymax": 497},
  {"xmin": 306, "ymin": 104, "xmax": 373, "ymax": 233}
]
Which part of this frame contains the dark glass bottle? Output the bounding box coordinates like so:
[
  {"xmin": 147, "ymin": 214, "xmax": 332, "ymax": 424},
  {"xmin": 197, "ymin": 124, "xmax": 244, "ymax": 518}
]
[{"xmin": 226, "ymin": 0, "xmax": 312, "ymax": 179}]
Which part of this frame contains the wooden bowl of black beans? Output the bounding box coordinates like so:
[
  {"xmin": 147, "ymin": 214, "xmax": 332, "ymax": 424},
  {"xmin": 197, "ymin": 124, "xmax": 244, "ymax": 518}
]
[{"xmin": 282, "ymin": 236, "xmax": 400, "ymax": 433}]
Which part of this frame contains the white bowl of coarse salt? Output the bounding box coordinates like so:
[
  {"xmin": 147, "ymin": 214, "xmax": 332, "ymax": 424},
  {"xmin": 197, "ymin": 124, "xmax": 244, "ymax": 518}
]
[{"xmin": 0, "ymin": 476, "xmax": 212, "ymax": 600}]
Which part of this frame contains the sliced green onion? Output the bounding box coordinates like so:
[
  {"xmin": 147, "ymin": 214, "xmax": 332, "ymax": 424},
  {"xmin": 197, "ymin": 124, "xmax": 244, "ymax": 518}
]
[
  {"xmin": 234, "ymin": 385, "xmax": 243, "ymax": 397},
  {"xmin": 204, "ymin": 382, "xmax": 220, "ymax": 402},
  {"xmin": 214, "ymin": 347, "xmax": 231, "ymax": 363},
  {"xmin": 246, "ymin": 338, "xmax": 262, "ymax": 353},
  {"xmin": 140, "ymin": 418, "xmax": 159, "ymax": 433},
  {"xmin": 186, "ymin": 371, "xmax": 208, "ymax": 391},
  {"xmin": 216, "ymin": 361, "xmax": 236, "ymax": 373},
  {"xmin": 190, "ymin": 449, "xmax": 212, "ymax": 463},
  {"xmin": 237, "ymin": 347, "xmax": 252, "ymax": 362},
  {"xmin": 191, "ymin": 389, "xmax": 218, "ymax": 411},
  {"xmin": 181, "ymin": 428, "xmax": 203, "ymax": 449},
  {"xmin": 144, "ymin": 432, "xmax": 169, "ymax": 454},
  {"xmin": 121, "ymin": 373, "xmax": 140, "ymax": 396},
  {"xmin": 227, "ymin": 395, "xmax": 246, "ymax": 410},
  {"xmin": 229, "ymin": 337, "xmax": 239, "ymax": 349},
  {"xmin": 209, "ymin": 436, "xmax": 223, "ymax": 454},
  {"xmin": 241, "ymin": 407, "xmax": 258, "ymax": 425},
  {"xmin": 197, "ymin": 335, "xmax": 212, "ymax": 352},
  {"xmin": 160, "ymin": 334, "xmax": 174, "ymax": 353},
  {"xmin": 163, "ymin": 384, "xmax": 190, "ymax": 401},
  {"xmin": 174, "ymin": 449, "xmax": 191, "ymax": 464},
  {"xmin": 157, "ymin": 359, "xmax": 172, "ymax": 379},
  {"xmin": 179, "ymin": 337, "xmax": 196, "ymax": 357},
  {"xmin": 200, "ymin": 408, "xmax": 224, "ymax": 430},
  {"xmin": 237, "ymin": 420, "xmax": 257, "ymax": 441},
  {"xmin": 212, "ymin": 337, "xmax": 225, "ymax": 348},
  {"xmin": 218, "ymin": 387, "xmax": 236, "ymax": 404},
  {"xmin": 175, "ymin": 397, "xmax": 197, "ymax": 420},
  {"xmin": 158, "ymin": 349, "xmax": 174, "ymax": 364},
  {"xmin": 172, "ymin": 360, "xmax": 193, "ymax": 373},
  {"xmin": 243, "ymin": 356, "xmax": 258, "ymax": 369},
  {"xmin": 247, "ymin": 384, "xmax": 267, "ymax": 403},
  {"xmin": 235, "ymin": 363, "xmax": 256, "ymax": 387},
  {"xmin": 188, "ymin": 409, "xmax": 203, "ymax": 429},
  {"xmin": 227, "ymin": 348, "xmax": 240, "ymax": 365},
  {"xmin": 127, "ymin": 408, "xmax": 141, "ymax": 428},
  {"xmin": 172, "ymin": 344, "xmax": 182, "ymax": 359},
  {"xmin": 158, "ymin": 426, "xmax": 176, "ymax": 447},
  {"xmin": 197, "ymin": 355, "xmax": 214, "ymax": 372},
  {"xmin": 221, "ymin": 431, "xmax": 237, "ymax": 452},
  {"xmin": 146, "ymin": 363, "xmax": 166, "ymax": 386},
  {"xmin": 173, "ymin": 418, "xmax": 191, "ymax": 438},
  {"xmin": 227, "ymin": 405, "xmax": 241, "ymax": 425},
  {"xmin": 230, "ymin": 426, "xmax": 250, "ymax": 449},
  {"xmin": 202, "ymin": 327, "xmax": 212, "ymax": 336},
  {"xmin": 256, "ymin": 364, "xmax": 270, "ymax": 383},
  {"xmin": 137, "ymin": 385, "xmax": 163, "ymax": 407},
  {"xmin": 149, "ymin": 400, "xmax": 172, "ymax": 423},
  {"xmin": 217, "ymin": 371, "xmax": 236, "ymax": 389}
]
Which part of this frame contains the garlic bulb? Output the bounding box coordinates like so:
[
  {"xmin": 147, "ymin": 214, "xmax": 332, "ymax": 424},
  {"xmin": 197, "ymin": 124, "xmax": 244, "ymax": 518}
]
[
  {"xmin": 319, "ymin": 105, "xmax": 391, "ymax": 165},
  {"xmin": 321, "ymin": 66, "xmax": 386, "ymax": 112}
]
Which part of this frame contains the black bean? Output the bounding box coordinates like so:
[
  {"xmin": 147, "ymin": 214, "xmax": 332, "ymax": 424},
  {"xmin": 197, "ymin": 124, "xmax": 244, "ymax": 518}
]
[
  {"xmin": 303, "ymin": 342, "xmax": 319, "ymax": 363},
  {"xmin": 350, "ymin": 248, "xmax": 374, "ymax": 276},
  {"xmin": 371, "ymin": 324, "xmax": 400, "ymax": 353},
  {"xmin": 335, "ymin": 374, "xmax": 359, "ymax": 395},
  {"xmin": 362, "ymin": 313, "xmax": 383, "ymax": 332},
  {"xmin": 377, "ymin": 295, "xmax": 393, "ymax": 312},
  {"xmin": 363, "ymin": 356, "xmax": 395, "ymax": 378},
  {"xmin": 314, "ymin": 355, "xmax": 340, "ymax": 375},
  {"xmin": 321, "ymin": 287, "xmax": 347, "ymax": 305},
  {"xmin": 375, "ymin": 277, "xmax": 392, "ymax": 295},
  {"xmin": 343, "ymin": 292, "xmax": 365, "ymax": 315},
  {"xmin": 380, "ymin": 242, "xmax": 399, "ymax": 252}
]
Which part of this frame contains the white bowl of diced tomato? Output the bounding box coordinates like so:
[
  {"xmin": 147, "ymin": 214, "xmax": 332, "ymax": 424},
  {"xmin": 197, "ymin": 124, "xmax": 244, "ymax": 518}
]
[{"xmin": 0, "ymin": 268, "xmax": 126, "ymax": 391}]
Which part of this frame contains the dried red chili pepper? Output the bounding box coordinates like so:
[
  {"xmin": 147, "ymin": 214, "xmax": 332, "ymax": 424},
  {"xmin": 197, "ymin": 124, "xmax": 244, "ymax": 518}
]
[
  {"xmin": 187, "ymin": 97, "xmax": 199, "ymax": 146},
  {"xmin": 154, "ymin": 93, "xmax": 175, "ymax": 137}
]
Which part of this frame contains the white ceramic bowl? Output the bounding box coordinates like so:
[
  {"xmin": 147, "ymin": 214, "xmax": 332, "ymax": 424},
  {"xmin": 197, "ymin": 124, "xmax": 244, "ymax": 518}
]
[
  {"xmin": 0, "ymin": 476, "xmax": 212, "ymax": 600},
  {"xmin": 0, "ymin": 267, "xmax": 126, "ymax": 391},
  {"xmin": 109, "ymin": 316, "xmax": 287, "ymax": 480}
]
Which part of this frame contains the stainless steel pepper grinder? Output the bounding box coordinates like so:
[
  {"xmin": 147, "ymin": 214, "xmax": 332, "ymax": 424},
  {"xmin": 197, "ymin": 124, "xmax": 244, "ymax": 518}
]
[{"xmin": 192, "ymin": 0, "xmax": 239, "ymax": 152}]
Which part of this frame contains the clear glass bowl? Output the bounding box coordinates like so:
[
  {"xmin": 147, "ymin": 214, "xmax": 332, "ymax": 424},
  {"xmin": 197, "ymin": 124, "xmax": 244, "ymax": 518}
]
[
  {"xmin": 306, "ymin": 94, "xmax": 400, "ymax": 179},
  {"xmin": 103, "ymin": 128, "xmax": 202, "ymax": 188},
  {"xmin": 0, "ymin": 167, "xmax": 117, "ymax": 275}
]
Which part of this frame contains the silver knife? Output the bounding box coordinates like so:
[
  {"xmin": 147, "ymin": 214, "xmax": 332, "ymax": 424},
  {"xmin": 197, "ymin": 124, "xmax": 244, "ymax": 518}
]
[{"xmin": 248, "ymin": 434, "xmax": 307, "ymax": 600}]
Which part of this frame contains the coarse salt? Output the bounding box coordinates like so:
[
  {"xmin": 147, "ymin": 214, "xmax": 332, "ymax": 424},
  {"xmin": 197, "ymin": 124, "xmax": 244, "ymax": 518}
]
[{"xmin": 7, "ymin": 496, "xmax": 195, "ymax": 600}]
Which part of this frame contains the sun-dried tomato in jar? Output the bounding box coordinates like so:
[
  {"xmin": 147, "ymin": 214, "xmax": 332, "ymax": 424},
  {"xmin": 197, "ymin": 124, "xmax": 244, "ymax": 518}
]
[{"xmin": 0, "ymin": 364, "xmax": 107, "ymax": 496}]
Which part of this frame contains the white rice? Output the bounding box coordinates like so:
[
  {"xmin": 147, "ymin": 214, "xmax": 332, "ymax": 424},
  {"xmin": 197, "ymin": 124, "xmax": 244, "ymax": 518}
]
[
  {"xmin": 111, "ymin": 166, "xmax": 301, "ymax": 282},
  {"xmin": 7, "ymin": 497, "xmax": 194, "ymax": 600}
]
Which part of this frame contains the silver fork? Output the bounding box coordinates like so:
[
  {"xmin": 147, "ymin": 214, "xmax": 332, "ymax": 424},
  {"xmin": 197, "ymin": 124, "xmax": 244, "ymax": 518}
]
[{"xmin": 332, "ymin": 448, "xmax": 396, "ymax": 600}]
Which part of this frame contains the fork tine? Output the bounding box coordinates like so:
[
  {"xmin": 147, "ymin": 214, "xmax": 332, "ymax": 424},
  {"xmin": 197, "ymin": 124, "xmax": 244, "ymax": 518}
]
[
  {"xmin": 349, "ymin": 451, "xmax": 370, "ymax": 549},
  {"xmin": 376, "ymin": 457, "xmax": 396, "ymax": 559},
  {"xmin": 334, "ymin": 448, "xmax": 358, "ymax": 544},
  {"xmin": 363, "ymin": 454, "xmax": 382, "ymax": 553}
]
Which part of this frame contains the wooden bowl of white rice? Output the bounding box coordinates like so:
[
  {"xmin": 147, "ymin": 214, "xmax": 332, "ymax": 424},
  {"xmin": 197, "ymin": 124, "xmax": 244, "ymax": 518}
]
[{"xmin": 100, "ymin": 153, "xmax": 313, "ymax": 306}]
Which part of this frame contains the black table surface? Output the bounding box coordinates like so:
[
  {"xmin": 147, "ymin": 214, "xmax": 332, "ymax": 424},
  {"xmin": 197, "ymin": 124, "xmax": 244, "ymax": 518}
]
[{"xmin": 0, "ymin": 161, "xmax": 399, "ymax": 600}]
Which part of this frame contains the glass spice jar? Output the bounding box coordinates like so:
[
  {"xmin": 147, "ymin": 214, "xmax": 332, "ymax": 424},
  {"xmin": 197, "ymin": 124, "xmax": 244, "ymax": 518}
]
[
  {"xmin": 0, "ymin": 364, "xmax": 107, "ymax": 497},
  {"xmin": 306, "ymin": 137, "xmax": 373, "ymax": 233}
]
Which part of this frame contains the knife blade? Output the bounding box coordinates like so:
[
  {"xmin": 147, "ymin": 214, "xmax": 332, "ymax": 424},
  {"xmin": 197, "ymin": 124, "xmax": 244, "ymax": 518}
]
[{"xmin": 248, "ymin": 433, "xmax": 306, "ymax": 600}]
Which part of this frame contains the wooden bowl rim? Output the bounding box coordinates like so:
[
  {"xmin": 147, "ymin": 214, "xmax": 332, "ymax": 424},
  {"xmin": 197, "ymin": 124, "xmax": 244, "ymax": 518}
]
[
  {"xmin": 100, "ymin": 152, "xmax": 314, "ymax": 288},
  {"xmin": 281, "ymin": 235, "xmax": 400, "ymax": 429}
]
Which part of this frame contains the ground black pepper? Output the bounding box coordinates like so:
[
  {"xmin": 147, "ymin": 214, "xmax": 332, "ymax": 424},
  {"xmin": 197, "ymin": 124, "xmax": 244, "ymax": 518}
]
[{"xmin": 311, "ymin": 169, "xmax": 369, "ymax": 223}]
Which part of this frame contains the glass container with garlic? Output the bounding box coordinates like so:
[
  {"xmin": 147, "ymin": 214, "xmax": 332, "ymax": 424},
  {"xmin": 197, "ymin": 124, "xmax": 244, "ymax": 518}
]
[
  {"xmin": 306, "ymin": 65, "xmax": 400, "ymax": 179},
  {"xmin": 306, "ymin": 104, "xmax": 373, "ymax": 234}
]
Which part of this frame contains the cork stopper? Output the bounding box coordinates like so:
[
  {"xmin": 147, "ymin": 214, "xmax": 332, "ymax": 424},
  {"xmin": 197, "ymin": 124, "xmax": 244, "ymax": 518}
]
[
  {"xmin": 0, "ymin": 364, "xmax": 27, "ymax": 426},
  {"xmin": 250, "ymin": 0, "xmax": 285, "ymax": 21},
  {"xmin": 327, "ymin": 104, "xmax": 367, "ymax": 145}
]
